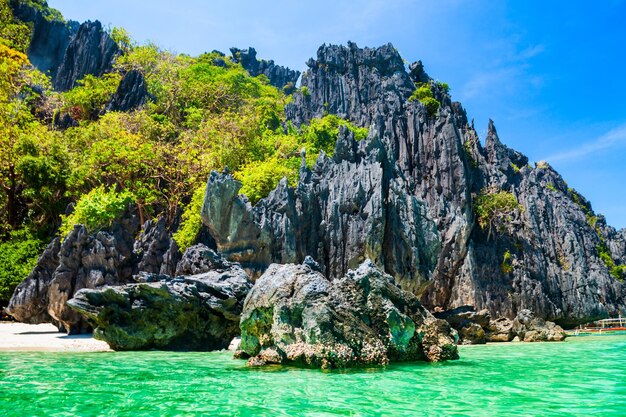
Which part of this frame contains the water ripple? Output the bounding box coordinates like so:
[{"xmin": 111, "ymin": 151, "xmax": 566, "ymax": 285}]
[{"xmin": 1, "ymin": 336, "xmax": 625, "ymax": 416}]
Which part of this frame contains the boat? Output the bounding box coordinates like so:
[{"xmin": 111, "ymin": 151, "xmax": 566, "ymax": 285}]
[{"xmin": 568, "ymin": 317, "xmax": 626, "ymax": 336}]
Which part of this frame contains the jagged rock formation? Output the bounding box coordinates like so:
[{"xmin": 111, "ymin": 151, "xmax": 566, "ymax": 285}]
[
  {"xmin": 8, "ymin": 38, "xmax": 626, "ymax": 337},
  {"xmin": 133, "ymin": 217, "xmax": 179, "ymax": 277},
  {"xmin": 456, "ymin": 124, "xmax": 625, "ymax": 327},
  {"xmin": 285, "ymin": 41, "xmax": 422, "ymax": 127},
  {"xmin": 6, "ymin": 214, "xmax": 228, "ymax": 333},
  {"xmin": 230, "ymin": 47, "xmax": 300, "ymax": 90},
  {"xmin": 202, "ymin": 131, "xmax": 440, "ymax": 289},
  {"xmin": 10, "ymin": 0, "xmax": 78, "ymax": 80},
  {"xmin": 605, "ymin": 227, "xmax": 626, "ymax": 266},
  {"xmin": 204, "ymin": 42, "xmax": 625, "ymax": 327},
  {"xmin": 237, "ymin": 260, "xmax": 458, "ymax": 368},
  {"xmin": 10, "ymin": 1, "xmax": 119, "ymax": 91},
  {"xmin": 68, "ymin": 256, "xmax": 252, "ymax": 350},
  {"xmin": 47, "ymin": 220, "xmax": 139, "ymax": 333},
  {"xmin": 106, "ymin": 69, "xmax": 150, "ymax": 112},
  {"xmin": 53, "ymin": 20, "xmax": 120, "ymax": 91}
]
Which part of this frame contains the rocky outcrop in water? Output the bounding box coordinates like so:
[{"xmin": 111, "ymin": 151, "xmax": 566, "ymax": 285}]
[
  {"xmin": 106, "ymin": 69, "xmax": 150, "ymax": 112},
  {"xmin": 67, "ymin": 254, "xmax": 252, "ymax": 350},
  {"xmin": 8, "ymin": 38, "xmax": 626, "ymax": 338},
  {"xmin": 511, "ymin": 309, "xmax": 566, "ymax": 342},
  {"xmin": 230, "ymin": 47, "xmax": 300, "ymax": 90},
  {"xmin": 237, "ymin": 260, "xmax": 458, "ymax": 368},
  {"xmin": 435, "ymin": 306, "xmax": 490, "ymax": 345},
  {"xmin": 485, "ymin": 318, "xmax": 515, "ymax": 342},
  {"xmin": 436, "ymin": 306, "xmax": 565, "ymax": 343}
]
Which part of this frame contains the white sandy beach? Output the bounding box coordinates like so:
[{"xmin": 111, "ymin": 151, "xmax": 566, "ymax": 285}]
[{"xmin": 0, "ymin": 322, "xmax": 111, "ymax": 352}]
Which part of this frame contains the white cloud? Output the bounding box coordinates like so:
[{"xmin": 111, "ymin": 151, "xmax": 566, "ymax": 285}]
[{"xmin": 544, "ymin": 124, "xmax": 626, "ymax": 163}]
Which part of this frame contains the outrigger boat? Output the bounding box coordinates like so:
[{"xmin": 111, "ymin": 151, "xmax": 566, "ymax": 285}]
[{"xmin": 568, "ymin": 316, "xmax": 626, "ymax": 336}]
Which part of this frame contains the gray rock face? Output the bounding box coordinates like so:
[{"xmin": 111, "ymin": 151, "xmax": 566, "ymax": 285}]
[
  {"xmin": 238, "ymin": 260, "xmax": 458, "ymax": 368},
  {"xmin": 201, "ymin": 170, "xmax": 273, "ymax": 277},
  {"xmin": 106, "ymin": 69, "xmax": 149, "ymax": 112},
  {"xmin": 10, "ymin": 0, "xmax": 78, "ymax": 81},
  {"xmin": 285, "ymin": 41, "xmax": 416, "ymax": 127},
  {"xmin": 67, "ymin": 259, "xmax": 252, "ymax": 351},
  {"xmin": 6, "ymin": 238, "xmax": 61, "ymax": 325},
  {"xmin": 13, "ymin": 1, "xmax": 119, "ymax": 91},
  {"xmin": 202, "ymin": 128, "xmax": 440, "ymax": 290},
  {"xmin": 230, "ymin": 47, "xmax": 300, "ymax": 90},
  {"xmin": 53, "ymin": 20, "xmax": 120, "ymax": 91},
  {"xmin": 605, "ymin": 227, "xmax": 626, "ymax": 266},
  {"xmin": 133, "ymin": 217, "xmax": 178, "ymax": 277},
  {"xmin": 450, "ymin": 122, "xmax": 626, "ymax": 327},
  {"xmin": 175, "ymin": 244, "xmax": 227, "ymax": 276},
  {"xmin": 48, "ymin": 220, "xmax": 138, "ymax": 334}
]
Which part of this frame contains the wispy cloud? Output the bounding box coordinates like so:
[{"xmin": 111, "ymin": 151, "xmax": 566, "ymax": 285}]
[
  {"xmin": 457, "ymin": 42, "xmax": 546, "ymax": 102},
  {"xmin": 514, "ymin": 44, "xmax": 545, "ymax": 61},
  {"xmin": 544, "ymin": 124, "xmax": 626, "ymax": 163}
]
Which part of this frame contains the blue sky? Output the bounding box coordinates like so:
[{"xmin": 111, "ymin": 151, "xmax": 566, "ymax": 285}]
[{"xmin": 48, "ymin": 0, "xmax": 626, "ymax": 229}]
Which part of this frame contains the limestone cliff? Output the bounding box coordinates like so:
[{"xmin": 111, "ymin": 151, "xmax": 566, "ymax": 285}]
[
  {"xmin": 204, "ymin": 42, "xmax": 626, "ymax": 327},
  {"xmin": 7, "ymin": 31, "xmax": 625, "ymax": 329}
]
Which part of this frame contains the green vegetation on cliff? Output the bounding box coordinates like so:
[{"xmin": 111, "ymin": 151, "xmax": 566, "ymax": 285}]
[
  {"xmin": 474, "ymin": 188, "xmax": 523, "ymax": 239},
  {"xmin": 409, "ymin": 83, "xmax": 440, "ymax": 116},
  {"xmin": 0, "ymin": 3, "xmax": 371, "ymax": 302}
]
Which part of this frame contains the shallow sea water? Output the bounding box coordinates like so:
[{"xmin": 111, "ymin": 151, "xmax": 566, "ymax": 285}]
[{"xmin": 1, "ymin": 335, "xmax": 625, "ymax": 416}]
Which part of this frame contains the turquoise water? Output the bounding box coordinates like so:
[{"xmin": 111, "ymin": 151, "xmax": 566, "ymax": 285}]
[{"xmin": 1, "ymin": 336, "xmax": 625, "ymax": 416}]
